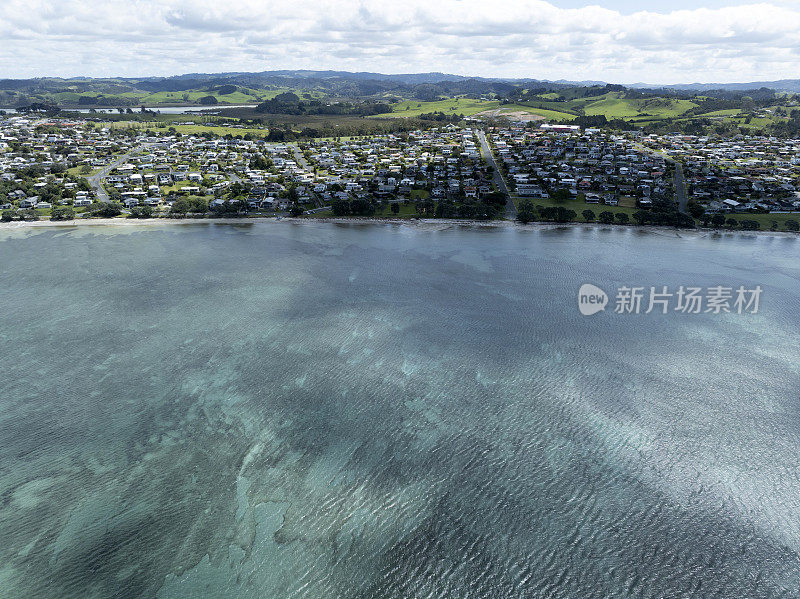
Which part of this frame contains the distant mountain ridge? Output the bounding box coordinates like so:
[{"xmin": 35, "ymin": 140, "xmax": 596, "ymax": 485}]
[
  {"xmin": 631, "ymin": 79, "xmax": 800, "ymax": 93},
  {"xmin": 2, "ymin": 70, "xmax": 798, "ymax": 92}
]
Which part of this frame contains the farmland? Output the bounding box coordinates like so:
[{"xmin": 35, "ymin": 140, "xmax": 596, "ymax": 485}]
[{"xmin": 380, "ymin": 98, "xmax": 500, "ymax": 118}]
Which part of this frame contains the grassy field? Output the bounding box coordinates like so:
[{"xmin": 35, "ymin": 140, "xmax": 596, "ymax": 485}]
[
  {"xmin": 583, "ymin": 95, "xmax": 697, "ymax": 119},
  {"xmin": 696, "ymin": 109, "xmax": 743, "ymax": 118},
  {"xmin": 512, "ymin": 194, "xmax": 639, "ymax": 220},
  {"xmin": 466, "ymin": 92, "xmax": 699, "ymax": 124},
  {"xmin": 46, "ymin": 87, "xmax": 302, "ymax": 107},
  {"xmin": 382, "ymin": 98, "xmax": 500, "ymax": 118},
  {"xmin": 66, "ymin": 165, "xmax": 102, "ymax": 176},
  {"xmin": 108, "ymin": 121, "xmax": 271, "ymax": 138},
  {"xmin": 719, "ymin": 212, "xmax": 800, "ymax": 231},
  {"xmin": 495, "ymin": 104, "xmax": 577, "ymax": 121}
]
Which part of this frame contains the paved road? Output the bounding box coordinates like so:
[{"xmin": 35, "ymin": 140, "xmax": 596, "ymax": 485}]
[
  {"xmin": 289, "ymin": 144, "xmax": 323, "ymax": 207},
  {"xmin": 477, "ymin": 129, "xmax": 517, "ymax": 218},
  {"xmin": 633, "ymin": 141, "xmax": 687, "ymax": 214},
  {"xmin": 290, "ymin": 144, "xmax": 311, "ymax": 172},
  {"xmin": 673, "ymin": 162, "xmax": 688, "ymax": 214},
  {"xmin": 87, "ymin": 147, "xmax": 146, "ymax": 202}
]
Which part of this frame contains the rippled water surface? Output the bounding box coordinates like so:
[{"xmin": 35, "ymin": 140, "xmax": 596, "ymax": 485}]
[{"xmin": 1, "ymin": 221, "xmax": 799, "ymax": 598}]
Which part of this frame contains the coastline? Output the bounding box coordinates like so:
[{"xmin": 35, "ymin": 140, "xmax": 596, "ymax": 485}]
[{"xmin": 0, "ymin": 215, "xmax": 798, "ymax": 238}]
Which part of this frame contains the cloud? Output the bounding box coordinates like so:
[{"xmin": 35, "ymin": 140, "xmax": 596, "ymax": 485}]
[{"xmin": 1, "ymin": 0, "xmax": 800, "ymax": 83}]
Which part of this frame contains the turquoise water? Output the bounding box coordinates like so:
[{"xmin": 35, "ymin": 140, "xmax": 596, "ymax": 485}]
[{"xmin": 1, "ymin": 221, "xmax": 799, "ymax": 598}]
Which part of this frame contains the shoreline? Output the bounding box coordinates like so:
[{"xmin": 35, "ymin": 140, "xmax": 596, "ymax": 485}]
[{"xmin": 0, "ymin": 215, "xmax": 798, "ymax": 238}]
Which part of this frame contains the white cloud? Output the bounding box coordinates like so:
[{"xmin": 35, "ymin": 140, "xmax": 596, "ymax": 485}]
[{"xmin": 1, "ymin": 0, "xmax": 800, "ymax": 83}]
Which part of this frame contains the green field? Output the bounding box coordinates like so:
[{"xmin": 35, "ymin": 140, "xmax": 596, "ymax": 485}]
[
  {"xmin": 382, "ymin": 98, "xmax": 500, "ymax": 118},
  {"xmin": 512, "ymin": 194, "xmax": 638, "ymax": 220},
  {"xmin": 109, "ymin": 121, "xmax": 270, "ymax": 138},
  {"xmin": 696, "ymin": 109, "xmax": 743, "ymax": 117},
  {"xmin": 45, "ymin": 87, "xmax": 308, "ymax": 107},
  {"xmin": 582, "ymin": 95, "xmax": 697, "ymax": 119},
  {"xmin": 495, "ymin": 104, "xmax": 577, "ymax": 121},
  {"xmin": 716, "ymin": 212, "xmax": 800, "ymax": 231},
  {"xmin": 519, "ymin": 91, "xmax": 698, "ymax": 121}
]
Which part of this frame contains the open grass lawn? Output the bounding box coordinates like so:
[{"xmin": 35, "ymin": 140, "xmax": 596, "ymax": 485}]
[
  {"xmin": 720, "ymin": 212, "xmax": 800, "ymax": 231},
  {"xmin": 409, "ymin": 189, "xmax": 430, "ymax": 200},
  {"xmin": 512, "ymin": 194, "xmax": 639, "ymax": 221},
  {"xmin": 383, "ymin": 98, "xmax": 499, "ymax": 118},
  {"xmin": 66, "ymin": 165, "xmax": 102, "ymax": 177}
]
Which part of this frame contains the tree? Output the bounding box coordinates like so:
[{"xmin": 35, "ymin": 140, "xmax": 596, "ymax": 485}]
[
  {"xmin": 598, "ymin": 211, "xmax": 615, "ymax": 224},
  {"xmin": 550, "ymin": 188, "xmax": 571, "ymax": 203},
  {"xmin": 289, "ymin": 203, "xmax": 303, "ymax": 217},
  {"xmin": 50, "ymin": 206, "xmax": 75, "ymax": 221},
  {"xmin": 189, "ymin": 197, "xmax": 209, "ymax": 213},
  {"xmin": 615, "ymin": 212, "xmax": 629, "ymax": 225},
  {"xmin": 739, "ymin": 219, "xmax": 760, "ymax": 231},
  {"xmin": 331, "ymin": 199, "xmax": 350, "ymax": 216},
  {"xmin": 785, "ymin": 219, "xmax": 799, "ymax": 232},
  {"xmin": 128, "ymin": 205, "xmax": 154, "ymax": 218},
  {"xmin": 1, "ymin": 209, "xmax": 17, "ymax": 222},
  {"xmin": 582, "ymin": 209, "xmax": 595, "ymax": 222},
  {"xmin": 199, "ymin": 96, "xmax": 218, "ymax": 106},
  {"xmin": 516, "ymin": 199, "xmax": 537, "ymax": 224},
  {"xmin": 91, "ymin": 202, "xmax": 123, "ymax": 218},
  {"xmin": 414, "ymin": 199, "xmax": 435, "ymax": 217},
  {"xmin": 711, "ymin": 214, "xmax": 726, "ymax": 228},
  {"xmin": 726, "ymin": 218, "xmax": 738, "ymax": 229},
  {"xmin": 350, "ymin": 198, "xmax": 375, "ymax": 216},
  {"xmin": 170, "ymin": 198, "xmax": 191, "ymax": 217},
  {"xmin": 633, "ymin": 210, "xmax": 649, "ymax": 225},
  {"xmin": 687, "ymin": 201, "xmax": 705, "ymax": 219},
  {"xmin": 390, "ymin": 202, "xmax": 400, "ymax": 215}
]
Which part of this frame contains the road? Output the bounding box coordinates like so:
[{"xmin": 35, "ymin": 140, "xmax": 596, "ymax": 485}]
[
  {"xmin": 87, "ymin": 147, "xmax": 146, "ymax": 202},
  {"xmin": 289, "ymin": 143, "xmax": 323, "ymax": 208},
  {"xmin": 477, "ymin": 129, "xmax": 517, "ymax": 218},
  {"xmin": 673, "ymin": 161, "xmax": 688, "ymax": 214},
  {"xmin": 633, "ymin": 140, "xmax": 687, "ymax": 214}
]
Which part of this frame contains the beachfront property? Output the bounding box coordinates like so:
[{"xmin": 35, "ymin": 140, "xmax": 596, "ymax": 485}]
[
  {"xmin": 3, "ymin": 110, "xmax": 800, "ymax": 222},
  {"xmin": 0, "ymin": 113, "xmax": 501, "ymax": 217},
  {"xmin": 488, "ymin": 125, "xmax": 673, "ymax": 208},
  {"xmin": 641, "ymin": 134, "xmax": 800, "ymax": 214}
]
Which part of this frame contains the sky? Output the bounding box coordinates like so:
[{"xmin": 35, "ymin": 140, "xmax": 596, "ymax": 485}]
[{"xmin": 2, "ymin": 0, "xmax": 800, "ymax": 84}]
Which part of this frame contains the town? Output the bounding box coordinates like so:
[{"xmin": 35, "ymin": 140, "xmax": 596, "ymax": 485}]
[{"xmin": 2, "ymin": 112, "xmax": 800, "ymax": 231}]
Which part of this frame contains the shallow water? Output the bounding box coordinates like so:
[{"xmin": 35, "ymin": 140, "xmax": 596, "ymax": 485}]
[{"xmin": 1, "ymin": 222, "xmax": 799, "ymax": 598}]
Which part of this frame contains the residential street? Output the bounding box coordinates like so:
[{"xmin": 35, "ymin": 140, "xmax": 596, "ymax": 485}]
[
  {"xmin": 673, "ymin": 162, "xmax": 688, "ymax": 214},
  {"xmin": 477, "ymin": 129, "xmax": 517, "ymax": 218},
  {"xmin": 87, "ymin": 146, "xmax": 145, "ymax": 202}
]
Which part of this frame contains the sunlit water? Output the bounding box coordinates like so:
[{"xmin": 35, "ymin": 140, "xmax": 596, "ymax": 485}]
[{"xmin": 1, "ymin": 221, "xmax": 799, "ymax": 598}]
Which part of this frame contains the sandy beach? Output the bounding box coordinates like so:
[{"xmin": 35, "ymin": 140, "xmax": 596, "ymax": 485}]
[{"xmin": 0, "ymin": 215, "xmax": 797, "ymax": 239}]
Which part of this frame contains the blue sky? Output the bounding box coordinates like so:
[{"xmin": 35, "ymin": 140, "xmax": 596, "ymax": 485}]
[{"xmin": 1, "ymin": 0, "xmax": 799, "ymax": 84}]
